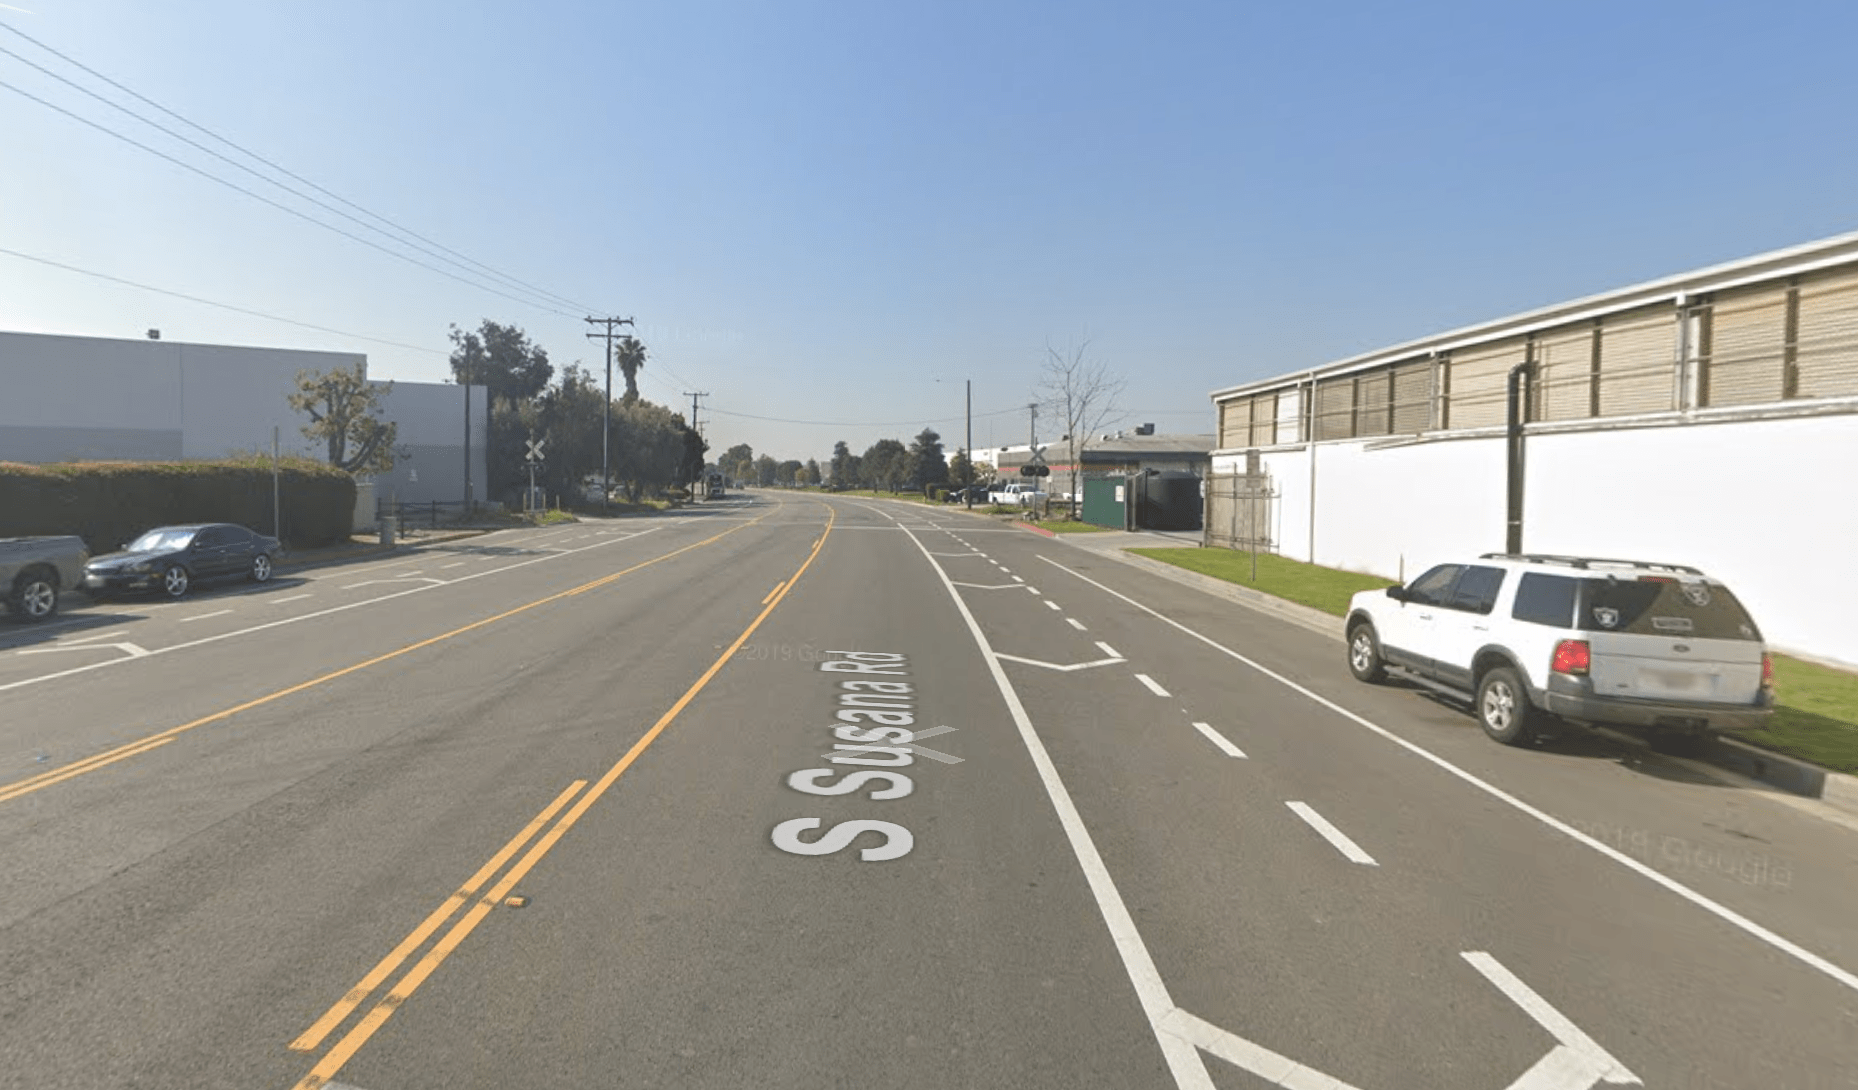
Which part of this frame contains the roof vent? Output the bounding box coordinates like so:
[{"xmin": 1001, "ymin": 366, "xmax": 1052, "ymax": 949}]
[{"xmin": 1135, "ymin": 423, "xmax": 1155, "ymax": 435}]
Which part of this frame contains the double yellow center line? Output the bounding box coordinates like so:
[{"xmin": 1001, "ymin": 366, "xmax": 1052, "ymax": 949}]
[{"xmin": 288, "ymin": 505, "xmax": 836, "ymax": 1090}]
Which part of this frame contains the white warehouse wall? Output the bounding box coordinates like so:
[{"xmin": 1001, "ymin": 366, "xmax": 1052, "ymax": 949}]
[
  {"xmin": 369, "ymin": 381, "xmax": 487, "ymax": 508},
  {"xmin": 1214, "ymin": 412, "xmax": 1858, "ymax": 668},
  {"xmin": 1524, "ymin": 416, "xmax": 1858, "ymax": 669},
  {"xmin": 0, "ymin": 331, "xmax": 354, "ymax": 462}
]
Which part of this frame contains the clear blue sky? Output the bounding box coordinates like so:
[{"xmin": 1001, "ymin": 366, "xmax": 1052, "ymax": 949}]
[{"xmin": 5, "ymin": 0, "xmax": 1857, "ymax": 464}]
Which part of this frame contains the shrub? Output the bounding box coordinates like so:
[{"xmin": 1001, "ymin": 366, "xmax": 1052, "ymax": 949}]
[{"xmin": 0, "ymin": 458, "xmax": 356, "ymax": 552}]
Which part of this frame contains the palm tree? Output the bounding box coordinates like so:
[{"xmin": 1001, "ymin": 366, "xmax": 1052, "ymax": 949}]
[{"xmin": 615, "ymin": 335, "xmax": 648, "ymax": 402}]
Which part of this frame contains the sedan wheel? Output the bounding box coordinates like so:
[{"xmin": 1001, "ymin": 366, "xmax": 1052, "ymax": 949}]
[
  {"xmin": 251, "ymin": 554, "xmax": 273, "ymax": 583},
  {"xmin": 162, "ymin": 564, "xmax": 191, "ymax": 599}
]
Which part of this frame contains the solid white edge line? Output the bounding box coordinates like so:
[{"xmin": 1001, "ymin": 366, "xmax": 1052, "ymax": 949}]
[
  {"xmin": 1286, "ymin": 801, "xmax": 1378, "ymax": 866},
  {"xmin": 1038, "ymin": 555, "xmax": 1858, "ymax": 995},
  {"xmin": 1191, "ymin": 722, "xmax": 1246, "ymax": 758},
  {"xmin": 1136, "ymin": 673, "xmax": 1171, "ymax": 698},
  {"xmin": 1067, "ymin": 617, "xmax": 1087, "ymax": 630},
  {"xmin": 0, "ymin": 526, "xmax": 666, "ymax": 695},
  {"xmin": 901, "ymin": 526, "xmax": 1216, "ymax": 1089}
]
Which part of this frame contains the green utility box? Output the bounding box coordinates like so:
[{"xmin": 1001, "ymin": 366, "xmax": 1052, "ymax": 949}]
[{"xmin": 1081, "ymin": 477, "xmax": 1128, "ymax": 529}]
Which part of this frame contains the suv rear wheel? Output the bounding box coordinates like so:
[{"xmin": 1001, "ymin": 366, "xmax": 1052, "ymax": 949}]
[{"xmin": 1476, "ymin": 666, "xmax": 1541, "ymax": 747}]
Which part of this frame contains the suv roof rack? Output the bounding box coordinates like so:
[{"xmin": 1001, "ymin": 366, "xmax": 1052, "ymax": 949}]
[{"xmin": 1477, "ymin": 553, "xmax": 1704, "ymax": 576}]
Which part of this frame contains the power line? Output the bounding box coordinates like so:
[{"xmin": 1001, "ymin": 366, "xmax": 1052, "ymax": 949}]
[
  {"xmin": 0, "ymin": 245, "xmax": 446, "ymax": 355},
  {"xmin": 0, "ymin": 78, "xmax": 587, "ymax": 319},
  {"xmin": 0, "ymin": 23, "xmax": 597, "ymax": 315},
  {"xmin": 705, "ymin": 404, "xmax": 1026, "ymax": 428}
]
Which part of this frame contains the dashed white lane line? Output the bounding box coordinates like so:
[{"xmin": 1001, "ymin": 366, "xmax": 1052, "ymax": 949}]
[
  {"xmin": 271, "ymin": 594, "xmax": 313, "ymax": 604},
  {"xmin": 1045, "ymin": 601, "xmax": 1062, "ymax": 611},
  {"xmin": 1135, "ymin": 673, "xmax": 1169, "ymax": 697},
  {"xmin": 1191, "ymin": 722, "xmax": 1247, "ymax": 758},
  {"xmin": 1067, "ymin": 617, "xmax": 1087, "ymax": 630},
  {"xmin": 179, "ymin": 610, "xmax": 233, "ymax": 623},
  {"xmin": 1041, "ymin": 552, "xmax": 1858, "ymax": 996},
  {"xmin": 1097, "ymin": 641, "xmax": 1122, "ymax": 658},
  {"xmin": 1027, "ymin": 587, "xmax": 1041, "ymax": 595},
  {"xmin": 440, "ymin": 561, "xmax": 467, "ymax": 569},
  {"xmin": 1013, "ymin": 575, "xmax": 1025, "ymax": 582},
  {"xmin": 1000, "ymin": 567, "xmax": 1011, "ymax": 573},
  {"xmin": 1286, "ymin": 802, "xmax": 1378, "ymax": 866}
]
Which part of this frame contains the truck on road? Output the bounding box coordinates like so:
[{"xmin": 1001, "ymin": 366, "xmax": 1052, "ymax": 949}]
[{"xmin": 1, "ymin": 535, "xmax": 89, "ymax": 621}]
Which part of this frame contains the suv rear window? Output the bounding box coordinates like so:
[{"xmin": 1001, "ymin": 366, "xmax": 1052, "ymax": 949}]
[
  {"xmin": 1512, "ymin": 573, "xmax": 1577, "ymax": 627},
  {"xmin": 1579, "ymin": 577, "xmax": 1762, "ymax": 641}
]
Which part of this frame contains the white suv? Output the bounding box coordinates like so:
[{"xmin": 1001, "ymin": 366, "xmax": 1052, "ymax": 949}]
[{"xmin": 1344, "ymin": 554, "xmax": 1774, "ymax": 752}]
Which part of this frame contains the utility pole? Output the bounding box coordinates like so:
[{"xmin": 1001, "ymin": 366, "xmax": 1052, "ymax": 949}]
[
  {"xmin": 1027, "ymin": 402, "xmax": 1038, "ymax": 448},
  {"xmin": 683, "ymin": 391, "xmax": 709, "ymax": 438},
  {"xmin": 684, "ymin": 390, "xmax": 710, "ymax": 487},
  {"xmin": 585, "ymin": 315, "xmax": 635, "ymax": 512}
]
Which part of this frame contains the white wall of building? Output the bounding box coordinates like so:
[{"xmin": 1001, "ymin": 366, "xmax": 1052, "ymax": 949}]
[
  {"xmin": 0, "ymin": 331, "xmax": 347, "ymax": 462},
  {"xmin": 368, "ymin": 381, "xmax": 487, "ymax": 508},
  {"xmin": 0, "ymin": 330, "xmax": 486, "ymax": 509},
  {"xmin": 1214, "ymin": 411, "xmax": 1858, "ymax": 668}
]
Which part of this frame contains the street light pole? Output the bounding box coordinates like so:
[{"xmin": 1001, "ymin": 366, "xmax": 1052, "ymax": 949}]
[{"xmin": 965, "ymin": 379, "xmax": 973, "ymax": 509}]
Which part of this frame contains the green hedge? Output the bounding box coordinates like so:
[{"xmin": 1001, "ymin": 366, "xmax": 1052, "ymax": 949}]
[{"xmin": 0, "ymin": 458, "xmax": 356, "ymax": 551}]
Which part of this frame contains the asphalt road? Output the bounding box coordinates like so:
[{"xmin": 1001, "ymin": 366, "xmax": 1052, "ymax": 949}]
[{"xmin": 0, "ymin": 492, "xmax": 1854, "ymax": 1090}]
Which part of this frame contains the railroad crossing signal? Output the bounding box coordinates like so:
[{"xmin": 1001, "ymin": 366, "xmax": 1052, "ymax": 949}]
[
  {"xmin": 526, "ymin": 435, "xmax": 546, "ymax": 464},
  {"xmin": 1019, "ymin": 464, "xmax": 1050, "ymax": 477}
]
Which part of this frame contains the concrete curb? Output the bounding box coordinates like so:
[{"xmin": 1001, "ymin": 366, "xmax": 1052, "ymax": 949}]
[{"xmin": 1050, "ymin": 537, "xmax": 1858, "ymax": 818}]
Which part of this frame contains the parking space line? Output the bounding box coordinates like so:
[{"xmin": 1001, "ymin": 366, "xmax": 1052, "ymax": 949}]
[
  {"xmin": 179, "ymin": 610, "xmax": 233, "ymax": 623},
  {"xmin": 1287, "ymin": 802, "xmax": 1377, "ymax": 865}
]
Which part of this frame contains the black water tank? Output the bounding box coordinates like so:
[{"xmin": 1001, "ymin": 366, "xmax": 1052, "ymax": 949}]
[{"xmin": 1134, "ymin": 470, "xmax": 1202, "ymax": 531}]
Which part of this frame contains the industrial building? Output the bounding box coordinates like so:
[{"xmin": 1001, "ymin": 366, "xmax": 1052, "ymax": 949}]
[
  {"xmin": 1207, "ymin": 231, "xmax": 1858, "ymax": 669},
  {"xmin": 0, "ymin": 330, "xmax": 485, "ymax": 515}
]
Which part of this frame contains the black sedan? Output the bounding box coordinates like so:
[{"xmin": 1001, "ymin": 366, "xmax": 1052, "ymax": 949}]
[{"xmin": 84, "ymin": 523, "xmax": 284, "ymax": 600}]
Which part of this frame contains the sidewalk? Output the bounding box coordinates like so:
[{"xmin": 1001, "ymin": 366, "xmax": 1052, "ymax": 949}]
[
  {"xmin": 1026, "ymin": 524, "xmax": 1858, "ymax": 823},
  {"xmin": 277, "ymin": 528, "xmax": 490, "ymax": 571}
]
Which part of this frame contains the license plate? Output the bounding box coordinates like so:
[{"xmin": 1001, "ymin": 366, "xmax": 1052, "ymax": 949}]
[{"xmin": 1647, "ymin": 669, "xmax": 1699, "ymax": 690}]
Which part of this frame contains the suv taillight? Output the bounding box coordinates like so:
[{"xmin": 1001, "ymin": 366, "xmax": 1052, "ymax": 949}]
[
  {"xmin": 1761, "ymin": 653, "xmax": 1774, "ymax": 696},
  {"xmin": 1551, "ymin": 639, "xmax": 1591, "ymax": 676}
]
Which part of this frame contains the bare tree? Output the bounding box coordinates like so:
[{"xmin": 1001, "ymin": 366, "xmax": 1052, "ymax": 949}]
[{"xmin": 1038, "ymin": 336, "xmax": 1126, "ymax": 517}]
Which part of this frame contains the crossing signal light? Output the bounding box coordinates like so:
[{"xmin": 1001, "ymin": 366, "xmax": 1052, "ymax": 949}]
[{"xmin": 1019, "ymin": 464, "xmax": 1050, "ymax": 477}]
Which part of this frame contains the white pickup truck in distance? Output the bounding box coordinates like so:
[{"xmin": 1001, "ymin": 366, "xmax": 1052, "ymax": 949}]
[
  {"xmin": 987, "ymin": 482, "xmax": 1047, "ymax": 505},
  {"xmin": 1, "ymin": 535, "xmax": 90, "ymax": 621}
]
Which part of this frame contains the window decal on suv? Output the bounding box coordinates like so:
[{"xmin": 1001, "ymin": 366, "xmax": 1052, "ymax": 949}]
[
  {"xmin": 1651, "ymin": 616, "xmax": 1695, "ymax": 633},
  {"xmin": 1593, "ymin": 607, "xmax": 1620, "ymax": 628},
  {"xmin": 1680, "ymin": 582, "xmax": 1712, "ymax": 608}
]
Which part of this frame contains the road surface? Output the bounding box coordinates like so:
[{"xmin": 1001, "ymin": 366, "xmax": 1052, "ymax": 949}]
[{"xmin": 0, "ymin": 493, "xmax": 1853, "ymax": 1089}]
